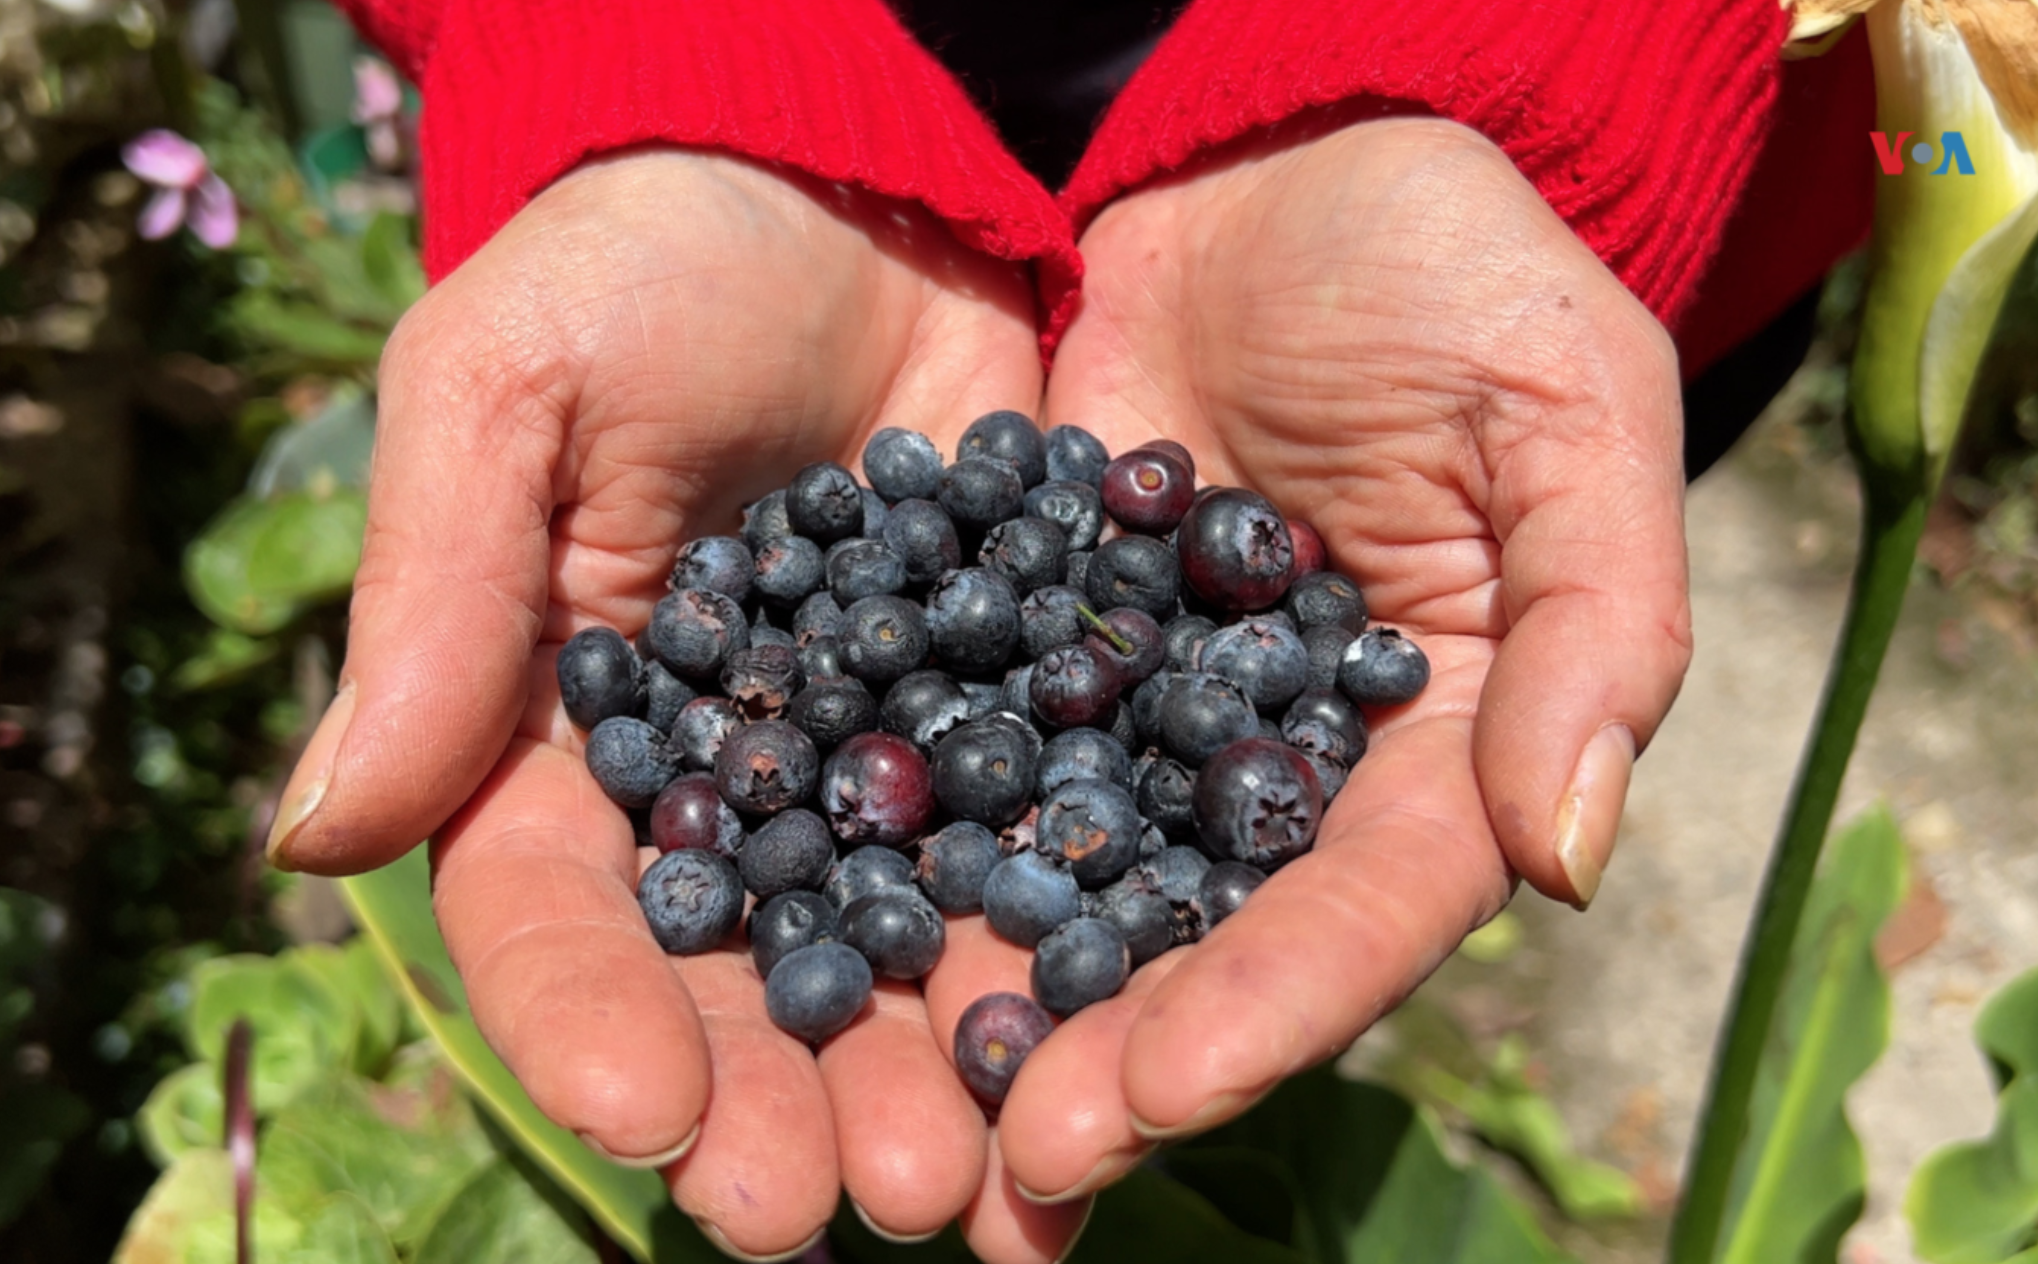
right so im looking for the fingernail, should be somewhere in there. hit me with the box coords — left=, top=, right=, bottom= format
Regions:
left=1129, top=1086, right=1269, bottom=1142
left=850, top=1198, right=941, bottom=1244
left=1053, top=1196, right=1097, bottom=1264
left=265, top=680, right=356, bottom=871
left=1555, top=724, right=1635, bottom=910
left=578, top=1121, right=699, bottom=1169
left=696, top=1221, right=824, bottom=1263
left=1015, top=1145, right=1150, bottom=1205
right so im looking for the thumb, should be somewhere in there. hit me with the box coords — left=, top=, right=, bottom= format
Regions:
left=1472, top=330, right=1692, bottom=909
left=267, top=294, right=564, bottom=875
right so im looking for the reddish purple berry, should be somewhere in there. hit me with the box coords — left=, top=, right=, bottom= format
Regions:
left=1100, top=448, right=1195, bottom=535
left=1029, top=644, right=1122, bottom=730
left=1175, top=488, right=1296, bottom=612
left=820, top=731, right=935, bottom=847
left=649, top=772, right=744, bottom=858
left=954, top=992, right=1056, bottom=1106
left=1192, top=738, right=1323, bottom=869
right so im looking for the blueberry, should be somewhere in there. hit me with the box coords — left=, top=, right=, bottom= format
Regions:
left=1037, top=779, right=1144, bottom=888
left=749, top=890, right=838, bottom=980
left=1133, top=439, right=1195, bottom=479
left=1130, top=670, right=1180, bottom=744
left=825, top=538, right=908, bottom=604
left=1199, top=860, right=1265, bottom=929
left=1302, top=624, right=1355, bottom=690
left=1101, top=448, right=1195, bottom=535
left=586, top=716, right=680, bottom=808
left=1063, top=549, right=1091, bottom=595
left=958, top=680, right=1004, bottom=721
left=1043, top=425, right=1110, bottom=488
left=671, top=696, right=743, bottom=771
left=785, top=461, right=866, bottom=545
left=1085, top=607, right=1165, bottom=685
left=714, top=720, right=819, bottom=816
left=1089, top=878, right=1174, bottom=966
left=1193, top=738, right=1323, bottom=869
left=721, top=644, right=804, bottom=721
left=958, top=410, right=1047, bottom=488
left=741, top=489, right=793, bottom=551
left=643, top=660, right=697, bottom=734
left=882, top=497, right=963, bottom=584
left=792, top=593, right=845, bottom=647
left=1306, top=750, right=1349, bottom=803
left=840, top=892, right=946, bottom=979
left=750, top=623, right=798, bottom=653
left=839, top=594, right=930, bottom=685
left=753, top=535, right=826, bottom=609
left=1136, top=755, right=1198, bottom=840
left=1038, top=727, right=1134, bottom=799
left=1284, top=571, right=1367, bottom=633
left=1023, top=479, right=1106, bottom=552
left=915, top=820, right=1002, bottom=912
left=1200, top=618, right=1310, bottom=712
left=1085, top=536, right=1180, bottom=621
left=998, top=663, right=1035, bottom=718
left=1018, top=585, right=1087, bottom=660
left=1029, top=645, right=1122, bottom=730
left=1281, top=688, right=1367, bottom=767
left=786, top=675, right=878, bottom=751
left=649, top=772, right=744, bottom=857
left=862, top=427, right=944, bottom=503
left=740, top=808, right=834, bottom=899
left=923, top=568, right=1020, bottom=674
left=765, top=942, right=873, bottom=1042
left=1031, top=918, right=1131, bottom=1016
left=937, top=456, right=1026, bottom=532
left=638, top=849, right=744, bottom=955
left=671, top=535, right=755, bottom=604
left=981, top=850, right=1082, bottom=947
left=819, top=731, right=935, bottom=847
left=1336, top=627, right=1430, bottom=707
left=797, top=633, right=845, bottom=680
left=979, top=517, right=1067, bottom=596
left=1288, top=518, right=1327, bottom=576
left=557, top=627, right=646, bottom=730
left=825, top=844, right=919, bottom=910
left=954, top=992, right=1056, bottom=1105
left=1140, top=844, right=1211, bottom=911
left=1105, top=700, right=1137, bottom=751
left=931, top=717, right=1040, bottom=828
left=861, top=487, right=890, bottom=537
left=648, top=588, right=750, bottom=679
left=1175, top=488, right=1296, bottom=612
left=880, top=669, right=971, bottom=752
left=1158, top=673, right=1258, bottom=767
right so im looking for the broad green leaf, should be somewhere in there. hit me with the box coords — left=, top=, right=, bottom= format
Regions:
left=169, top=627, right=279, bottom=692
left=279, top=1192, right=400, bottom=1264
left=1907, top=967, right=2038, bottom=1263
left=1716, top=805, right=1907, bottom=1264
left=186, top=953, right=357, bottom=1113
left=1160, top=1146, right=1310, bottom=1246
left=247, top=386, right=377, bottom=499
left=361, top=213, right=426, bottom=310
left=340, top=850, right=714, bottom=1262
left=289, top=938, right=406, bottom=1074
left=412, top=1158, right=599, bottom=1264
left=185, top=489, right=367, bottom=635
left=137, top=1061, right=224, bottom=1168
left=1187, top=1067, right=1574, bottom=1264
left=113, top=1148, right=304, bottom=1264
left=228, top=290, right=389, bottom=365
left=1070, top=1165, right=1309, bottom=1264
left=0, top=1079, right=87, bottom=1227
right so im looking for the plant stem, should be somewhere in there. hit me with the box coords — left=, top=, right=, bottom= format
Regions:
left=1667, top=491, right=1926, bottom=1264
left=1076, top=603, right=1134, bottom=655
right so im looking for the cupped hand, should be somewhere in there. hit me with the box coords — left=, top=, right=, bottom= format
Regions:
left=991, top=117, right=1694, bottom=1203
left=265, top=152, right=1084, bottom=1262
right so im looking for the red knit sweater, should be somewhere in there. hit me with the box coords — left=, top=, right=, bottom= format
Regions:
left=335, top=0, right=1875, bottom=378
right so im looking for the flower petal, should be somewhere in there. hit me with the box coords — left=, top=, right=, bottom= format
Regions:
left=188, top=176, right=239, bottom=249
left=352, top=57, right=403, bottom=122
left=136, top=187, right=188, bottom=240
left=122, top=130, right=207, bottom=188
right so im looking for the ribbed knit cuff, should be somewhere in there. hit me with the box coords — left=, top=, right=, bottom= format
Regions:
left=402, top=0, right=1080, bottom=335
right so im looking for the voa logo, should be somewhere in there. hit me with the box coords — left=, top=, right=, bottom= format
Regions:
left=1870, top=131, right=1976, bottom=175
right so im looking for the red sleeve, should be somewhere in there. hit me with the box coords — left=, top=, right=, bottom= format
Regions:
left=332, top=0, right=1080, bottom=336
left=1059, top=0, right=1877, bottom=378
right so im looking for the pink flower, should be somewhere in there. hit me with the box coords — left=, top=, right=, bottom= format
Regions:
left=352, top=58, right=407, bottom=171
left=121, top=130, right=238, bottom=249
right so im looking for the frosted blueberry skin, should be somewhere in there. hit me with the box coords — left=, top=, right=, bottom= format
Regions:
left=1090, top=878, right=1175, bottom=966
left=1037, top=727, right=1135, bottom=799
left=638, top=849, right=744, bottom=955
left=840, top=891, right=946, bottom=979
left=1031, top=917, right=1131, bottom=1017
left=825, top=845, right=920, bottom=911
left=819, top=731, right=935, bottom=847
left=1043, top=424, right=1110, bottom=489
left=1036, top=778, right=1144, bottom=889
left=1158, top=673, right=1258, bottom=767
left=713, top=719, right=819, bottom=817
left=839, top=594, right=930, bottom=686
left=647, top=587, right=750, bottom=679
left=741, top=489, right=792, bottom=551
left=879, top=669, right=972, bottom=753
left=1018, top=585, right=1087, bottom=661
left=958, top=409, right=1048, bottom=489
left=671, top=696, right=743, bottom=772
left=1302, top=624, right=1356, bottom=691
left=1336, top=627, right=1432, bottom=707
left=1084, top=535, right=1180, bottom=621
left=1175, top=487, right=1296, bottom=612
left=979, top=516, right=1068, bottom=597
left=1282, top=688, right=1368, bottom=767
left=749, top=890, right=838, bottom=981
left=1284, top=570, right=1368, bottom=634
left=739, top=808, right=835, bottom=899
left=924, top=568, right=1021, bottom=675
left=1199, top=860, right=1266, bottom=930
left=785, top=460, right=866, bottom=545
left=557, top=627, right=646, bottom=731
left=788, top=676, right=880, bottom=752
left=954, top=992, right=1056, bottom=1106
left=931, top=717, right=1040, bottom=829
left=720, top=643, right=804, bottom=721
left=1085, top=607, right=1165, bottom=686
left=938, top=456, right=1027, bottom=533
left=826, top=538, right=909, bottom=604
left=1193, top=737, right=1324, bottom=869
left=1199, top=617, right=1310, bottom=713
left=753, top=535, right=826, bottom=609
left=915, top=820, right=1003, bottom=913
left=1023, top=479, right=1105, bottom=552
left=670, top=535, right=755, bottom=605
left=1137, top=755, right=1199, bottom=840
left=585, top=716, right=680, bottom=808
left=862, top=426, right=944, bottom=503
left=882, top=497, right=963, bottom=584
left=981, top=850, right=1082, bottom=948
left=765, top=942, right=873, bottom=1043
left=643, top=660, right=697, bottom=734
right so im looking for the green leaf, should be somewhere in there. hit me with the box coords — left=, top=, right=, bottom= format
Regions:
left=137, top=1061, right=224, bottom=1168
left=1070, top=1166, right=1310, bottom=1264
left=360, top=213, right=426, bottom=310
left=1715, top=805, right=1907, bottom=1264
left=228, top=290, right=389, bottom=365
left=279, top=1192, right=400, bottom=1264
left=185, top=953, right=357, bottom=1113
left=184, top=489, right=367, bottom=635
left=1187, top=1067, right=1574, bottom=1264
left=340, top=850, right=715, bottom=1262
left=168, top=627, right=279, bottom=692
left=1917, top=195, right=2038, bottom=485
left=1160, top=1146, right=1310, bottom=1246
left=412, top=1158, right=599, bottom=1264
left=289, top=938, right=406, bottom=1075
left=113, top=1148, right=305, bottom=1264
left=1907, top=967, right=2038, bottom=1263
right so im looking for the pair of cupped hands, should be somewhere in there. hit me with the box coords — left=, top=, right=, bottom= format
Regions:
left=266, top=116, right=1692, bottom=1263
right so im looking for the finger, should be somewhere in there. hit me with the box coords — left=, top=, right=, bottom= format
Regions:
left=1119, top=661, right=1513, bottom=1137
left=430, top=737, right=711, bottom=1164
left=269, top=279, right=566, bottom=875
left=1472, top=313, right=1691, bottom=908
left=666, top=951, right=843, bottom=1259
left=961, top=1126, right=1093, bottom=1264
left=998, top=953, right=1184, bottom=1204
left=818, top=980, right=987, bottom=1242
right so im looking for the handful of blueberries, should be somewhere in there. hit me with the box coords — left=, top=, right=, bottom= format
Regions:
left=556, top=412, right=1428, bottom=1106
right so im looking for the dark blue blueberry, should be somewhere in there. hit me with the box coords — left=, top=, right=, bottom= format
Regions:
left=671, top=696, right=743, bottom=771
left=586, top=716, right=679, bottom=808
left=862, top=427, right=944, bottom=503
left=915, top=820, right=1002, bottom=912
left=1029, top=645, right=1122, bottom=730
left=1038, top=727, right=1134, bottom=799
left=792, top=592, right=845, bottom=646
left=765, top=942, right=873, bottom=1042
left=649, top=772, right=744, bottom=857
left=1159, top=673, right=1257, bottom=767
left=741, top=489, right=792, bottom=552
left=1106, top=700, right=1137, bottom=751
left=998, top=663, right=1035, bottom=719
left=1193, top=738, right=1323, bottom=869
left=1084, top=536, right=1180, bottom=621
left=826, top=538, right=907, bottom=604
left=638, top=849, right=744, bottom=955
left=1139, top=844, right=1210, bottom=906
left=785, top=461, right=865, bottom=545
left=1018, top=585, right=1086, bottom=660
left=1302, top=624, right=1355, bottom=691
left=1043, top=424, right=1110, bottom=488
left=1303, top=750, right=1347, bottom=804
left=1037, top=779, right=1144, bottom=888
left=1030, top=918, right=1131, bottom=1016
left=1063, top=549, right=1091, bottom=596
left=825, top=844, right=919, bottom=910
left=841, top=892, right=945, bottom=979
left=749, top=890, right=837, bottom=980
left=923, top=567, right=1021, bottom=674
left=740, top=808, right=835, bottom=899
left=557, top=627, right=646, bottom=731
left=786, top=675, right=878, bottom=751
left=931, top=717, right=1039, bottom=828
left=958, top=679, right=1004, bottom=722
left=671, top=535, right=755, bottom=604
left=1137, top=755, right=1198, bottom=840
left=644, top=660, right=697, bottom=734
left=839, top=594, right=930, bottom=685
left=1200, top=618, right=1310, bottom=712
left=1023, top=479, right=1106, bottom=552
left=881, top=497, right=963, bottom=584
left=1199, top=861, right=1265, bottom=929
left=1281, top=688, right=1367, bottom=767
left=1163, top=615, right=1218, bottom=674
left=797, top=634, right=844, bottom=680
left=982, top=850, right=1083, bottom=948
left=954, top=992, right=1056, bottom=1105
left=958, top=410, right=1047, bottom=488
left=937, top=456, right=1026, bottom=532
left=1176, top=488, right=1296, bottom=612
left=1090, top=878, right=1174, bottom=966
left=648, top=588, right=750, bottom=679
left=753, top=535, right=826, bottom=609
left=713, top=719, right=819, bottom=816
left=1258, top=716, right=1286, bottom=744
left=861, top=487, right=889, bottom=537
left=721, top=643, right=804, bottom=721
left=1085, top=606, right=1165, bottom=685
left=1284, top=571, right=1368, bottom=633
left=1131, top=670, right=1180, bottom=744
left=1336, top=627, right=1431, bottom=707
left=749, top=623, right=798, bottom=652
left=979, top=516, right=1067, bottom=596
left=820, top=731, right=935, bottom=847
left=1101, top=448, right=1195, bottom=535
left=880, top=669, right=971, bottom=752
